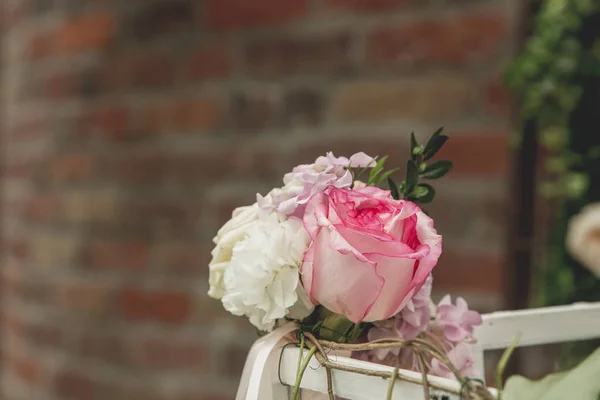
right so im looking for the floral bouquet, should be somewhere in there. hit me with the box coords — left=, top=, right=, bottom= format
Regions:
left=208, top=129, right=492, bottom=399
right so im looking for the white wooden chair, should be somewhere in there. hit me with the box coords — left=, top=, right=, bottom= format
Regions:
left=270, top=302, right=600, bottom=399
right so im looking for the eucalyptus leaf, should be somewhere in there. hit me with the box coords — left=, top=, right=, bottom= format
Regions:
left=430, top=126, right=444, bottom=140
left=410, top=132, right=419, bottom=160
left=423, top=135, right=448, bottom=161
left=421, top=160, right=453, bottom=179
left=388, top=178, right=400, bottom=200
left=411, top=183, right=435, bottom=203
left=405, top=160, right=419, bottom=194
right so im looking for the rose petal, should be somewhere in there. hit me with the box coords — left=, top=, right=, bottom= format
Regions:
left=362, top=253, right=416, bottom=321
left=309, top=228, right=384, bottom=323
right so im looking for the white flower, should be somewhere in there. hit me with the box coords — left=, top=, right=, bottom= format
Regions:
left=566, top=203, right=600, bottom=278
left=208, top=204, right=259, bottom=299
left=221, top=217, right=314, bottom=331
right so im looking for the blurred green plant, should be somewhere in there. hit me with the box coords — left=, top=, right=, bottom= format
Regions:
left=505, top=0, right=600, bottom=370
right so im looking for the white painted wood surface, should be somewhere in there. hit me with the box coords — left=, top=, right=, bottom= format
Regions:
left=268, top=302, right=600, bottom=399
left=278, top=347, right=496, bottom=400
left=471, top=302, right=600, bottom=377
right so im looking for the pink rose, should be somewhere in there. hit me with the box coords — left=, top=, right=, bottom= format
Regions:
left=301, top=186, right=442, bottom=323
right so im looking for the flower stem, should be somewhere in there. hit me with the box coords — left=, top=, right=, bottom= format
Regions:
left=386, top=368, right=398, bottom=400
left=292, top=345, right=318, bottom=400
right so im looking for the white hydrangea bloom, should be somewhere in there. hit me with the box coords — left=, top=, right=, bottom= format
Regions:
left=221, top=217, right=314, bottom=331
left=208, top=204, right=260, bottom=299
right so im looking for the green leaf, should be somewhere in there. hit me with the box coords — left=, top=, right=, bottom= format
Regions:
left=421, top=160, right=453, bottom=179
left=388, top=178, right=400, bottom=200
left=410, top=132, right=419, bottom=160
left=423, top=135, right=448, bottom=161
left=411, top=183, right=435, bottom=203
left=502, top=347, right=600, bottom=400
left=430, top=126, right=444, bottom=140
left=405, top=160, right=419, bottom=194
left=496, top=334, right=521, bottom=399
left=367, top=156, right=388, bottom=185
left=375, top=168, right=400, bottom=185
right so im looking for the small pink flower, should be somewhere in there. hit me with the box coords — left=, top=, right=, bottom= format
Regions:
left=431, top=343, right=477, bottom=379
left=437, top=295, right=482, bottom=343
left=367, top=323, right=402, bottom=361
left=258, top=152, right=375, bottom=218
left=394, top=274, right=432, bottom=339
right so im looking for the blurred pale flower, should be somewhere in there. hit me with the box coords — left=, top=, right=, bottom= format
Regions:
left=566, top=203, right=600, bottom=278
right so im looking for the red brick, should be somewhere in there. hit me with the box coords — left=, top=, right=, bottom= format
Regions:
left=19, top=281, right=52, bottom=304
left=118, top=200, right=203, bottom=237
left=51, top=154, right=93, bottom=182
left=327, top=0, right=407, bottom=11
left=102, top=149, right=243, bottom=186
left=132, top=0, right=195, bottom=40
left=44, top=73, right=78, bottom=98
left=24, top=194, right=62, bottom=222
left=4, top=162, right=33, bottom=178
left=148, top=291, right=192, bottom=324
left=133, top=339, right=206, bottom=369
left=55, top=370, right=94, bottom=400
left=153, top=241, right=209, bottom=276
left=170, top=99, right=222, bottom=131
left=27, top=32, right=53, bottom=59
left=3, top=314, right=24, bottom=334
left=229, top=91, right=276, bottom=131
left=332, top=76, right=475, bottom=121
left=138, top=98, right=222, bottom=133
left=55, top=283, right=108, bottom=313
left=119, top=289, right=192, bottom=324
left=433, top=250, right=505, bottom=295
left=205, top=0, right=310, bottom=30
left=484, top=78, right=513, bottom=114
left=188, top=45, right=230, bottom=80
left=79, top=334, right=128, bottom=365
left=56, top=13, right=115, bottom=53
left=427, top=187, right=507, bottom=248
left=223, top=347, right=249, bottom=378
left=130, top=52, right=174, bottom=87
left=436, top=132, right=509, bottom=176
left=282, top=137, right=410, bottom=172
left=244, top=32, right=352, bottom=77
left=26, top=324, right=63, bottom=348
left=367, top=10, right=508, bottom=65
left=12, top=357, right=39, bottom=383
left=81, top=240, right=149, bottom=270
left=9, top=240, right=30, bottom=260
left=77, top=107, right=130, bottom=137
left=119, top=289, right=148, bottom=320
left=10, top=118, right=47, bottom=139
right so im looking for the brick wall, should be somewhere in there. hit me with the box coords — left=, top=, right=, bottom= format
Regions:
left=0, top=0, right=518, bottom=398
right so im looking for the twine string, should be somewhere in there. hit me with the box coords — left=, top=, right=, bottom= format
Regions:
left=280, top=329, right=496, bottom=400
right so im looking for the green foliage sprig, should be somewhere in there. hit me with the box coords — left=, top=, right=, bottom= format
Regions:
left=385, top=127, right=453, bottom=204
left=506, top=0, right=600, bottom=369
left=505, top=0, right=600, bottom=200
